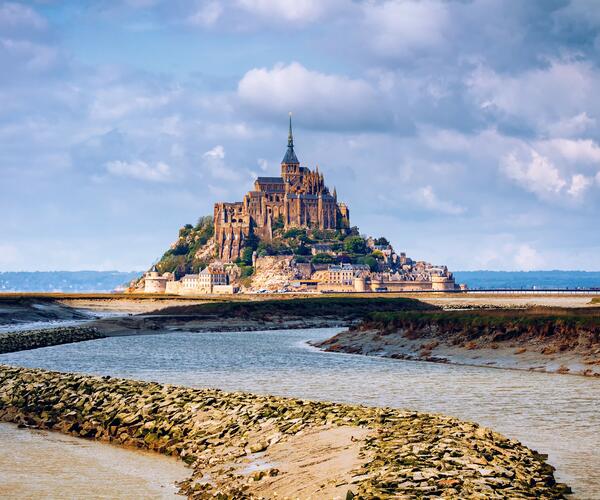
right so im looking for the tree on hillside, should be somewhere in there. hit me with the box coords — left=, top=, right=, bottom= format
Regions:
left=241, top=246, right=254, bottom=266
left=343, top=235, right=368, bottom=254
left=311, top=253, right=336, bottom=264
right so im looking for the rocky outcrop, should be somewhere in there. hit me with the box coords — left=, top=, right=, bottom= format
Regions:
left=0, top=365, right=570, bottom=498
left=0, top=326, right=105, bottom=354
left=249, top=256, right=297, bottom=291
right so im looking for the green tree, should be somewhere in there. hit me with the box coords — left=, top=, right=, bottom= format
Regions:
left=343, top=236, right=368, bottom=254
left=375, top=237, right=390, bottom=246
left=241, top=246, right=254, bottom=265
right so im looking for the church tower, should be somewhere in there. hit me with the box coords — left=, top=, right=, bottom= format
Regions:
left=281, top=113, right=301, bottom=184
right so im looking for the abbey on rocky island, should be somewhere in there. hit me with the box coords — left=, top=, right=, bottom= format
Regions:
left=214, top=116, right=350, bottom=262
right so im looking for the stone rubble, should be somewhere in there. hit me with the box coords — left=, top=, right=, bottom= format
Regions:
left=0, top=326, right=105, bottom=354
left=0, top=365, right=570, bottom=499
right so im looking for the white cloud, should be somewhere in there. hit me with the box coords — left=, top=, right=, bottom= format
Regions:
left=203, top=145, right=225, bottom=160
left=472, top=237, right=546, bottom=271
left=567, top=174, right=593, bottom=198
left=187, top=1, right=222, bottom=27
left=514, top=243, right=544, bottom=271
left=546, top=112, right=596, bottom=137
left=90, top=85, right=177, bottom=121
left=501, top=150, right=567, bottom=199
left=468, top=61, right=598, bottom=135
left=235, top=0, right=341, bottom=23
left=238, top=62, right=386, bottom=129
left=539, top=138, right=600, bottom=164
left=363, top=0, right=449, bottom=58
left=415, top=185, right=465, bottom=215
left=105, top=160, right=172, bottom=182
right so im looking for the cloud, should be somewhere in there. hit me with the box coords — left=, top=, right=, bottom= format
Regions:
left=237, top=62, right=388, bottom=129
left=539, top=138, right=600, bottom=164
left=187, top=2, right=223, bottom=27
left=362, top=0, right=449, bottom=58
left=235, top=0, right=343, bottom=23
left=514, top=243, right=544, bottom=271
left=501, top=150, right=567, bottom=199
left=0, top=2, right=47, bottom=31
left=467, top=61, right=598, bottom=137
left=203, top=145, right=225, bottom=160
left=0, top=38, right=58, bottom=71
left=567, top=174, right=593, bottom=198
left=105, top=160, right=172, bottom=182
left=414, top=186, right=466, bottom=215
left=201, top=145, right=240, bottom=181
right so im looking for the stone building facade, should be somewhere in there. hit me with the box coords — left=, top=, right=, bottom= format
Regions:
left=214, top=116, right=350, bottom=262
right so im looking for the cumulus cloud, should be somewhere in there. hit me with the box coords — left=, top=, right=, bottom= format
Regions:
left=468, top=61, right=598, bottom=136
left=105, top=160, right=172, bottom=182
left=567, top=174, right=593, bottom=198
left=203, top=145, right=225, bottom=160
left=238, top=62, right=388, bottom=129
left=414, top=186, right=466, bottom=215
left=501, top=150, right=567, bottom=199
left=538, top=138, right=600, bottom=164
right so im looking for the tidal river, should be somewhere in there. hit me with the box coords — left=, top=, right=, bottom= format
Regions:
left=1, top=327, right=599, bottom=498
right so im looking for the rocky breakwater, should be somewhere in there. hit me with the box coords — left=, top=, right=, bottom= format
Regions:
left=0, top=365, right=570, bottom=498
left=0, top=326, right=105, bottom=354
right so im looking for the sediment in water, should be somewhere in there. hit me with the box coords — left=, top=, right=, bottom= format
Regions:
left=0, top=365, right=570, bottom=498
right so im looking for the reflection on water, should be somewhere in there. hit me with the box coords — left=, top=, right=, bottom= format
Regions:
left=2, top=328, right=599, bottom=498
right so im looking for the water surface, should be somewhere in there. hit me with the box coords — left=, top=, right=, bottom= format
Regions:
left=2, top=328, right=599, bottom=497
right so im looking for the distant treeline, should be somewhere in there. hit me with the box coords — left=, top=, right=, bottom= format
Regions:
left=0, top=271, right=142, bottom=292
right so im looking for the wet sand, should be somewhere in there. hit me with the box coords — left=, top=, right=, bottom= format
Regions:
left=0, top=422, right=189, bottom=499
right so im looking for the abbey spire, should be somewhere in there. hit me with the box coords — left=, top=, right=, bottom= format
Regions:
left=282, top=112, right=299, bottom=165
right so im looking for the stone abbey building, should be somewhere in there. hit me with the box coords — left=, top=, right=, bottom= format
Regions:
left=214, top=116, right=350, bottom=262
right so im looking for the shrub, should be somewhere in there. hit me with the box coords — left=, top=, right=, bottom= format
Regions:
left=311, top=253, right=336, bottom=264
left=343, top=236, right=368, bottom=254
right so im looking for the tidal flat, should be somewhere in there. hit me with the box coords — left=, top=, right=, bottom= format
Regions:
left=1, top=294, right=599, bottom=497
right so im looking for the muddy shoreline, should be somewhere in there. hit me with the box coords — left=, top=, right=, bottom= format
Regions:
left=0, top=365, right=571, bottom=498
left=313, top=309, right=600, bottom=377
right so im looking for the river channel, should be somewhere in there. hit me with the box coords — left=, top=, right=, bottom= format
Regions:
left=1, top=327, right=599, bottom=498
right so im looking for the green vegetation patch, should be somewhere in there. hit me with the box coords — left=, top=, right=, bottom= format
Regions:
left=363, top=308, right=600, bottom=336
left=151, top=296, right=437, bottom=319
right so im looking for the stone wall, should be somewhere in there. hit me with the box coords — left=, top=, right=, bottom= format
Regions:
left=0, top=326, right=105, bottom=354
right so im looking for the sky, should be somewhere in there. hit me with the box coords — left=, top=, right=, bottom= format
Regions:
left=1, top=0, right=600, bottom=272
